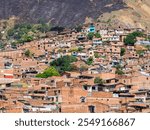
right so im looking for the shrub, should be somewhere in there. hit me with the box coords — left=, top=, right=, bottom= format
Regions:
left=36, top=67, right=60, bottom=78
left=50, top=55, right=77, bottom=74
left=86, top=57, right=93, bottom=65
left=120, top=48, right=126, bottom=56
left=124, top=31, right=144, bottom=46
left=94, top=77, right=104, bottom=84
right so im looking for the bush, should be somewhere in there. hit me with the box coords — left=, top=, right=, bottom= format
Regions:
left=87, top=32, right=101, bottom=40
left=94, top=32, right=101, bottom=38
left=115, top=69, right=124, bottom=75
left=86, top=57, right=93, bottom=65
left=0, top=41, right=5, bottom=49
left=94, top=52, right=100, bottom=58
left=124, top=31, right=144, bottom=46
left=115, top=65, right=124, bottom=75
left=25, top=49, right=32, bottom=57
left=120, top=48, right=126, bottom=56
left=94, top=77, right=104, bottom=84
left=7, top=22, right=51, bottom=44
left=136, top=50, right=144, bottom=56
left=36, top=67, right=60, bottom=78
left=50, top=55, right=77, bottom=74
left=124, top=33, right=136, bottom=46
left=87, top=32, right=95, bottom=40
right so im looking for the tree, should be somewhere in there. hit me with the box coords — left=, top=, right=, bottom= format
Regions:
left=132, top=31, right=143, bottom=37
left=120, top=48, right=126, bottom=56
left=115, top=65, right=124, bottom=75
left=124, top=31, right=144, bottom=46
left=7, top=22, right=51, bottom=44
left=25, top=49, right=32, bottom=57
left=86, top=57, right=93, bottom=65
left=136, top=50, right=144, bottom=56
left=94, top=52, right=100, bottom=58
left=36, top=67, right=60, bottom=78
left=78, top=47, right=83, bottom=52
left=124, top=33, right=136, bottom=46
left=94, top=32, right=101, bottom=38
left=75, top=25, right=82, bottom=32
left=22, top=34, right=33, bottom=42
left=0, top=41, right=5, bottom=50
left=115, top=69, right=124, bottom=75
left=37, top=23, right=51, bottom=33
left=94, top=77, right=104, bottom=84
left=87, top=32, right=95, bottom=40
left=50, top=55, right=77, bottom=74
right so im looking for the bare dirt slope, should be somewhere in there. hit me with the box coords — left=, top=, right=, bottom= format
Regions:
left=98, top=0, right=150, bottom=30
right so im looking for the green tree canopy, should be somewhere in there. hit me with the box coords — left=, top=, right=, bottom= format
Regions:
left=86, top=57, right=93, bottom=65
left=115, top=64, right=124, bottom=75
left=124, top=31, right=144, bottom=46
left=120, top=48, right=126, bottom=56
left=87, top=32, right=101, bottom=40
left=94, top=77, right=104, bottom=84
left=94, top=32, right=101, bottom=38
left=36, top=67, right=60, bottom=78
left=50, top=55, right=77, bottom=74
left=87, top=32, right=95, bottom=40
left=25, top=49, right=32, bottom=57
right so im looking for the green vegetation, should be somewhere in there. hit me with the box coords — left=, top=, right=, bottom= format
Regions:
left=79, top=65, right=88, bottom=73
left=0, top=40, right=5, bottom=50
left=94, top=52, right=100, bottom=58
left=136, top=50, right=144, bottom=56
left=94, top=77, right=104, bottom=84
left=115, top=65, right=124, bottom=75
left=7, top=22, right=51, bottom=45
left=86, top=57, right=93, bottom=65
left=78, top=47, right=83, bottom=52
left=124, top=31, right=144, bottom=46
left=50, top=55, right=77, bottom=74
left=36, top=67, right=60, bottom=78
left=101, top=55, right=106, bottom=59
left=145, top=45, right=150, bottom=50
left=145, top=36, right=150, bottom=41
left=124, top=33, right=137, bottom=46
left=87, top=32, right=95, bottom=40
left=37, top=23, right=51, bottom=33
left=69, top=48, right=78, bottom=52
left=115, top=69, right=124, bottom=75
left=75, top=25, right=82, bottom=32
left=87, top=32, right=101, bottom=40
left=69, top=47, right=83, bottom=52
left=107, top=18, right=111, bottom=23
left=120, top=48, right=126, bottom=56
left=25, top=49, right=32, bottom=57
left=94, top=32, right=101, bottom=38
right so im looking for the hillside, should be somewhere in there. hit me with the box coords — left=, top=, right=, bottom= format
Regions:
left=98, top=0, right=150, bottom=30
left=0, top=0, right=125, bottom=26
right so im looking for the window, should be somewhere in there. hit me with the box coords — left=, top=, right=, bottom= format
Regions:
left=80, top=97, right=86, bottom=103
left=88, top=105, right=95, bottom=113
left=51, top=97, right=54, bottom=102
left=51, top=80, right=55, bottom=83
left=41, top=87, right=45, bottom=90
left=83, top=85, right=88, bottom=90
left=92, top=86, right=96, bottom=91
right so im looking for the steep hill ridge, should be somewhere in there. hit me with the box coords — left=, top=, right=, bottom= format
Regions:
left=0, top=0, right=125, bottom=26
